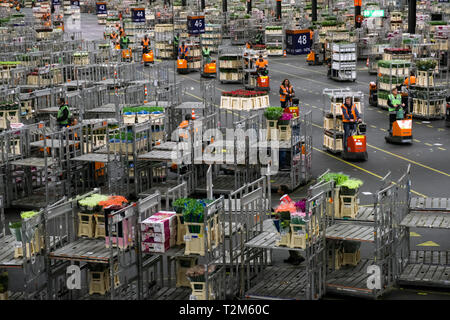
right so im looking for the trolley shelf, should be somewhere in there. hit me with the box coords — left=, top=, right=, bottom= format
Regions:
left=0, top=235, right=63, bottom=268
left=326, top=259, right=375, bottom=297
left=71, top=153, right=114, bottom=162
left=195, top=174, right=242, bottom=194
left=409, top=250, right=450, bottom=265
left=325, top=223, right=374, bottom=242
left=244, top=231, right=306, bottom=252
left=10, top=157, right=55, bottom=167
left=410, top=197, right=450, bottom=212
left=152, top=287, right=191, bottom=300
left=153, top=141, right=179, bottom=150
left=400, top=211, right=450, bottom=229
left=30, top=139, right=78, bottom=149
left=244, top=266, right=308, bottom=300
left=332, top=206, right=375, bottom=222
left=398, top=264, right=450, bottom=288
left=48, top=238, right=117, bottom=264
left=138, top=149, right=188, bottom=162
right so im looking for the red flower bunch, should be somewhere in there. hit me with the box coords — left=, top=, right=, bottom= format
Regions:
left=222, top=90, right=268, bottom=98
left=384, top=48, right=412, bottom=53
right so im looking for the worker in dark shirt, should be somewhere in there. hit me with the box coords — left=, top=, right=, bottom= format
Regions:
left=57, top=97, right=71, bottom=129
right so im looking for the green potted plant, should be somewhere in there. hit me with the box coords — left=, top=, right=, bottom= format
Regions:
left=0, top=272, right=8, bottom=300
left=183, top=199, right=204, bottom=234
left=9, top=221, right=22, bottom=242
left=339, top=178, right=363, bottom=195
left=264, top=107, right=283, bottom=121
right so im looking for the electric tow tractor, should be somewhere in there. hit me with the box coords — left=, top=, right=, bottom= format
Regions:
left=307, top=43, right=325, bottom=66
left=200, top=57, right=216, bottom=78
left=342, top=122, right=368, bottom=161
left=385, top=111, right=413, bottom=144
left=245, top=68, right=270, bottom=91
left=385, top=88, right=413, bottom=144
left=177, top=55, right=189, bottom=74
left=142, top=48, right=154, bottom=66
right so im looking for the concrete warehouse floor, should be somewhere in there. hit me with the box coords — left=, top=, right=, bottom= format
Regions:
left=4, top=9, right=450, bottom=300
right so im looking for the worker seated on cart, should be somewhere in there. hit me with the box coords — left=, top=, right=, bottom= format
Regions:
left=255, top=55, right=268, bottom=73
left=387, top=87, right=405, bottom=133
left=119, top=34, right=130, bottom=49
left=179, top=42, right=189, bottom=59
left=341, top=97, right=362, bottom=151
left=279, top=79, right=295, bottom=109
left=141, top=35, right=150, bottom=54
left=202, top=46, right=212, bottom=64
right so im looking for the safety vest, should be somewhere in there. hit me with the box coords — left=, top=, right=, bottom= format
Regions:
left=388, top=94, right=402, bottom=112
left=120, top=37, right=129, bottom=49
left=403, top=76, right=416, bottom=87
left=179, top=120, right=190, bottom=139
left=202, top=48, right=210, bottom=56
left=310, top=30, right=314, bottom=40
left=57, top=105, right=71, bottom=125
left=179, top=45, right=188, bottom=55
left=111, top=32, right=117, bottom=39
left=280, top=85, right=293, bottom=102
left=256, top=59, right=268, bottom=68
left=341, top=104, right=358, bottom=122
left=142, top=38, right=150, bottom=47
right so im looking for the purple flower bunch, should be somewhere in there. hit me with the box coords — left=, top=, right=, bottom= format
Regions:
left=294, top=199, right=306, bottom=212
left=280, top=113, right=293, bottom=121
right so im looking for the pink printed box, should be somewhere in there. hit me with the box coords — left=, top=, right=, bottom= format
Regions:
left=141, top=239, right=171, bottom=253
left=140, top=211, right=177, bottom=233
left=142, top=228, right=176, bottom=243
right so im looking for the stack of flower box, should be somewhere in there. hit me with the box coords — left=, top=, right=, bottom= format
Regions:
left=77, top=194, right=110, bottom=238
left=141, top=212, right=177, bottom=253
left=382, top=48, right=412, bottom=62
left=390, top=11, right=402, bottom=31
left=428, top=21, right=448, bottom=33
left=265, top=26, right=284, bottom=56
left=101, top=196, right=133, bottom=249
left=410, top=59, right=446, bottom=119
left=9, top=210, right=44, bottom=259
left=109, top=131, right=148, bottom=154
left=0, top=101, right=20, bottom=129
left=377, top=60, right=410, bottom=109
left=317, top=172, right=362, bottom=219
left=73, top=51, right=90, bottom=65
left=218, top=55, right=243, bottom=82
left=0, top=61, right=21, bottom=82
left=220, top=90, right=269, bottom=110
left=122, top=106, right=164, bottom=124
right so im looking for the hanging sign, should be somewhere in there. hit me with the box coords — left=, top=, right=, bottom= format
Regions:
left=187, top=15, right=205, bottom=35
left=363, top=9, right=384, bottom=17
left=132, top=8, right=146, bottom=23
left=286, top=29, right=311, bottom=55
left=96, top=2, right=107, bottom=15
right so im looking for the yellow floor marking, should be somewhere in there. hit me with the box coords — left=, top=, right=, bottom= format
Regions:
left=424, top=143, right=433, bottom=146
left=438, top=147, right=446, bottom=151
left=313, top=147, right=427, bottom=197
left=380, top=128, right=387, bottom=131
left=377, top=110, right=383, bottom=113
left=413, top=139, right=421, bottom=143
left=370, top=125, right=377, bottom=128
left=417, top=241, right=439, bottom=247
left=417, top=292, right=428, bottom=296
left=426, top=125, right=433, bottom=128
left=438, top=128, right=445, bottom=132
left=367, top=144, right=450, bottom=178
left=409, top=232, right=421, bottom=237
left=415, top=122, right=422, bottom=125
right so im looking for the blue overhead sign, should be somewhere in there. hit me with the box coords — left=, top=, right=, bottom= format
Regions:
left=132, top=8, right=146, bottom=23
left=286, top=30, right=311, bottom=55
left=96, top=2, right=107, bottom=15
left=187, top=16, right=205, bottom=35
